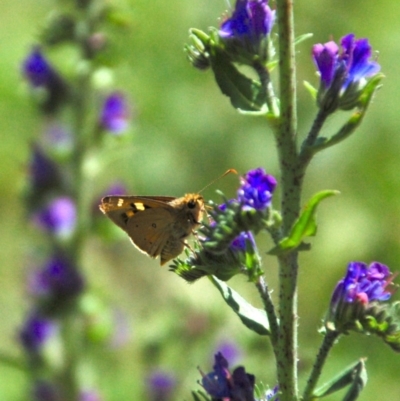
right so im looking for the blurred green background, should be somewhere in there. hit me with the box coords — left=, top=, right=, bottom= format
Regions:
left=1, top=0, right=400, bottom=399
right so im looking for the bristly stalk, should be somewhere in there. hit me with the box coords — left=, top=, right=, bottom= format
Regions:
left=275, top=0, right=300, bottom=400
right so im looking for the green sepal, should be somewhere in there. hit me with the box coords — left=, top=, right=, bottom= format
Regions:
left=209, top=45, right=267, bottom=111
left=313, top=359, right=367, bottom=399
left=210, top=276, right=270, bottom=335
left=268, top=190, right=339, bottom=255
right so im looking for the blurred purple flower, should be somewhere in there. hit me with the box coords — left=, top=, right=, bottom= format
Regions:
left=23, top=49, right=57, bottom=88
left=80, top=389, right=103, bottom=401
left=100, top=92, right=129, bottom=134
left=34, top=197, right=76, bottom=238
left=19, top=313, right=57, bottom=354
left=237, top=168, right=277, bottom=210
left=22, top=48, right=68, bottom=114
left=213, top=340, right=241, bottom=366
left=29, top=254, right=84, bottom=306
left=29, top=144, right=61, bottom=197
left=32, top=381, right=61, bottom=401
left=147, top=370, right=176, bottom=401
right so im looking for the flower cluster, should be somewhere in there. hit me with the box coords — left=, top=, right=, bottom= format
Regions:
left=312, top=34, right=380, bottom=112
left=19, top=42, right=131, bottom=400
left=219, top=0, right=275, bottom=64
left=170, top=168, right=276, bottom=282
left=327, top=261, right=396, bottom=333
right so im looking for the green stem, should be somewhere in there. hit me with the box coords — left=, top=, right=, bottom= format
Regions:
left=302, top=330, right=340, bottom=400
left=275, top=0, right=300, bottom=400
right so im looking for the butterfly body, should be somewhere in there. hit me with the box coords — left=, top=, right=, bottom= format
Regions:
left=99, top=193, right=204, bottom=265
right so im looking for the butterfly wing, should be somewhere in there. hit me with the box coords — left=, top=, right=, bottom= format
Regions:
left=100, top=196, right=177, bottom=264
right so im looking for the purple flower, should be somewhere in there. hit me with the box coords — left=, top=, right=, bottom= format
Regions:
left=312, top=34, right=380, bottom=111
left=100, top=92, right=129, bottom=134
left=219, top=0, right=275, bottom=62
left=29, top=254, right=84, bottom=306
left=200, top=352, right=255, bottom=400
left=147, top=370, right=176, bottom=401
left=328, top=261, right=396, bottom=331
left=237, top=168, right=277, bottom=210
left=19, top=313, right=56, bottom=354
left=34, top=197, right=76, bottom=238
left=23, top=49, right=57, bottom=88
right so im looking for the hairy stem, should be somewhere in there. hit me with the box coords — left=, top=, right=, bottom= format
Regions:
left=275, top=0, right=300, bottom=400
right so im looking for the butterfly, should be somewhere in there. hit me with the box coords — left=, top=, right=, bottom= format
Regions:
left=99, top=170, right=236, bottom=265
left=99, top=194, right=205, bottom=265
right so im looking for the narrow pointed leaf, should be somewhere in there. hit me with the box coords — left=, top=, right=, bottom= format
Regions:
left=209, top=46, right=267, bottom=111
left=268, top=190, right=338, bottom=255
left=210, top=276, right=270, bottom=335
left=313, top=359, right=366, bottom=398
left=341, top=359, right=367, bottom=401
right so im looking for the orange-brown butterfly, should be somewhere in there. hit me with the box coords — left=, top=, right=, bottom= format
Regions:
left=99, top=169, right=236, bottom=265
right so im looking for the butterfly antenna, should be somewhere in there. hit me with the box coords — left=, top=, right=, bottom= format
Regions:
left=199, top=169, right=238, bottom=194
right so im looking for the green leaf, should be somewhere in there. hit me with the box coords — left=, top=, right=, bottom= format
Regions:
left=268, top=190, right=339, bottom=255
left=313, top=359, right=367, bottom=399
left=209, top=46, right=267, bottom=111
left=210, top=276, right=270, bottom=335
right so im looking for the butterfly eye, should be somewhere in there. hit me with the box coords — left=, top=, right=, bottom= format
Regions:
left=188, top=199, right=197, bottom=209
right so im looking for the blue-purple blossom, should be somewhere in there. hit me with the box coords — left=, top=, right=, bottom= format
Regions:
left=331, top=261, right=394, bottom=307
left=29, top=254, right=84, bottom=305
left=19, top=313, right=56, bottom=354
left=312, top=34, right=380, bottom=110
left=200, top=352, right=255, bottom=400
left=100, top=92, right=129, bottom=134
left=219, top=0, right=275, bottom=62
left=237, top=168, right=277, bottom=210
left=146, top=370, right=176, bottom=401
left=34, top=197, right=76, bottom=238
